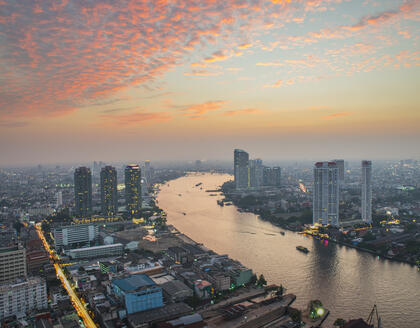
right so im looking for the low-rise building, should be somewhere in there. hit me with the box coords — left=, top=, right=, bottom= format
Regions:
left=161, top=280, right=193, bottom=303
left=112, top=274, right=163, bottom=314
left=68, top=243, right=123, bottom=259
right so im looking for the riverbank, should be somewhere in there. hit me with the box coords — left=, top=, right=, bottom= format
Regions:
left=157, top=173, right=420, bottom=327
left=219, top=183, right=419, bottom=268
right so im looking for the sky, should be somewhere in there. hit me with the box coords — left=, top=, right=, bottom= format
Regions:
left=0, top=0, right=419, bottom=165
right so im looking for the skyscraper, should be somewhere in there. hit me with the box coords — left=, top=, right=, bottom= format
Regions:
left=272, top=166, right=282, bottom=187
left=234, top=149, right=249, bottom=189
left=74, top=166, right=92, bottom=217
left=125, top=164, right=141, bottom=218
left=334, top=159, right=345, bottom=184
left=361, top=160, right=372, bottom=223
left=249, top=159, right=263, bottom=188
left=101, top=166, right=118, bottom=216
left=313, top=162, right=339, bottom=226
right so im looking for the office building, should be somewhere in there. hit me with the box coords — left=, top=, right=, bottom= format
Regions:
left=313, top=161, right=340, bottom=226
left=55, top=191, right=63, bottom=208
left=272, top=166, right=281, bottom=187
left=125, top=164, right=142, bottom=218
left=0, top=276, right=48, bottom=320
left=361, top=160, right=372, bottom=223
left=144, top=160, right=152, bottom=185
left=53, top=224, right=98, bottom=248
left=68, top=243, right=123, bottom=259
left=101, top=166, right=118, bottom=216
left=249, top=159, right=263, bottom=188
left=112, top=274, right=163, bottom=314
left=334, top=159, right=345, bottom=184
left=0, top=245, right=27, bottom=284
left=74, top=167, right=92, bottom=217
left=234, top=149, right=249, bottom=189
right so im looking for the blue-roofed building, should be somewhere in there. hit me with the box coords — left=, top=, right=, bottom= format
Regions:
left=112, top=274, right=163, bottom=314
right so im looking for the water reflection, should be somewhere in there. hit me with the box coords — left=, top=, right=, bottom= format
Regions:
left=158, top=173, right=420, bottom=328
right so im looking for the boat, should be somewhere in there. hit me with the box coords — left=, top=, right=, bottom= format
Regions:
left=182, top=212, right=186, bottom=216
left=296, top=246, right=309, bottom=253
left=280, top=231, right=285, bottom=236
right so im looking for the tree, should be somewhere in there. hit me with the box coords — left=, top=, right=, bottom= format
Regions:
left=276, top=284, right=285, bottom=297
left=288, top=308, right=302, bottom=323
left=257, top=274, right=267, bottom=287
left=334, top=318, right=347, bottom=327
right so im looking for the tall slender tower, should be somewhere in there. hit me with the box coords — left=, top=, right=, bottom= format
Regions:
left=101, top=166, right=118, bottom=216
left=74, top=167, right=92, bottom=217
left=361, top=160, right=372, bottom=223
left=125, top=164, right=141, bottom=218
left=234, top=149, right=249, bottom=189
left=333, top=159, right=345, bottom=184
left=313, top=162, right=339, bottom=226
left=249, top=159, right=263, bottom=188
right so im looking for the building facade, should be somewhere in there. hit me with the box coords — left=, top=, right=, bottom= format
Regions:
left=125, top=165, right=142, bottom=218
left=313, top=161, right=340, bottom=226
left=53, top=224, right=98, bottom=248
left=234, top=149, right=249, bottom=189
left=100, top=166, right=118, bottom=216
left=68, top=243, right=123, bottom=259
left=249, top=159, right=263, bottom=188
left=74, top=167, right=92, bottom=217
left=0, top=277, right=48, bottom=320
left=361, top=160, right=372, bottom=223
left=0, top=246, right=27, bottom=284
left=334, top=159, right=345, bottom=184
left=112, top=274, right=163, bottom=314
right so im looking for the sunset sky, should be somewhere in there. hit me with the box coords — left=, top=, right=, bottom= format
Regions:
left=0, top=0, right=419, bottom=165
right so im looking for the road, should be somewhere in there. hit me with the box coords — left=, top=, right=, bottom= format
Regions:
left=36, top=223, right=97, bottom=328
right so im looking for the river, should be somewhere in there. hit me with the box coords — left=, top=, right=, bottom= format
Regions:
left=157, top=173, right=420, bottom=327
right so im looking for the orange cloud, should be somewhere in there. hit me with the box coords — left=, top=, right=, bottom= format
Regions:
left=179, top=100, right=226, bottom=118
left=223, top=108, right=263, bottom=116
left=264, top=80, right=283, bottom=88
left=101, top=110, right=171, bottom=126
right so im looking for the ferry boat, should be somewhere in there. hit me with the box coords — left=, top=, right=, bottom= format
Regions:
left=296, top=246, right=309, bottom=253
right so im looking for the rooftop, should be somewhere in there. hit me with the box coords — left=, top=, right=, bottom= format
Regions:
left=112, top=274, right=156, bottom=292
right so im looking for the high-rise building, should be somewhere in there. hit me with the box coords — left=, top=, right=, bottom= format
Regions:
left=249, top=159, right=263, bottom=188
left=53, top=224, right=98, bottom=249
left=74, top=167, right=92, bottom=217
left=100, top=166, right=118, bottom=216
left=272, top=166, right=282, bottom=187
left=125, top=164, right=142, bottom=218
left=144, top=160, right=152, bottom=185
left=313, top=161, right=339, bottom=226
left=334, top=159, right=345, bottom=184
left=361, top=160, right=372, bottom=223
left=234, top=149, right=249, bottom=189
left=0, top=245, right=27, bottom=284
left=55, top=191, right=63, bottom=208
left=0, top=276, right=48, bottom=320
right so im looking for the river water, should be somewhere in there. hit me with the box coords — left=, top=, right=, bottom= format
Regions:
left=157, top=173, right=420, bottom=327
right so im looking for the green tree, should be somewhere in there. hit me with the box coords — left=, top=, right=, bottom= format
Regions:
left=257, top=274, right=267, bottom=287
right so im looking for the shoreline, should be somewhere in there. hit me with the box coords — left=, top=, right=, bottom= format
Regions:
left=223, top=196, right=419, bottom=268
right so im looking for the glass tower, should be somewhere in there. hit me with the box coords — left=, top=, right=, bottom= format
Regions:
left=101, top=166, right=118, bottom=216
left=125, top=164, right=141, bottom=218
left=74, top=167, right=92, bottom=217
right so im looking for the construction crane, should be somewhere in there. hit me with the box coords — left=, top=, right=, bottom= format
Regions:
left=367, top=304, right=382, bottom=328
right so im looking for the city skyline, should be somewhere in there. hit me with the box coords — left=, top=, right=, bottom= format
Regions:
left=0, top=0, right=419, bottom=165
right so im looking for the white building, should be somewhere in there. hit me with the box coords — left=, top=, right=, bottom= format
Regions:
left=0, top=277, right=48, bottom=320
left=53, top=224, right=98, bottom=248
left=55, top=191, right=63, bottom=208
left=361, top=160, right=372, bottom=223
left=313, top=161, right=340, bottom=226
left=68, top=243, right=123, bottom=259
